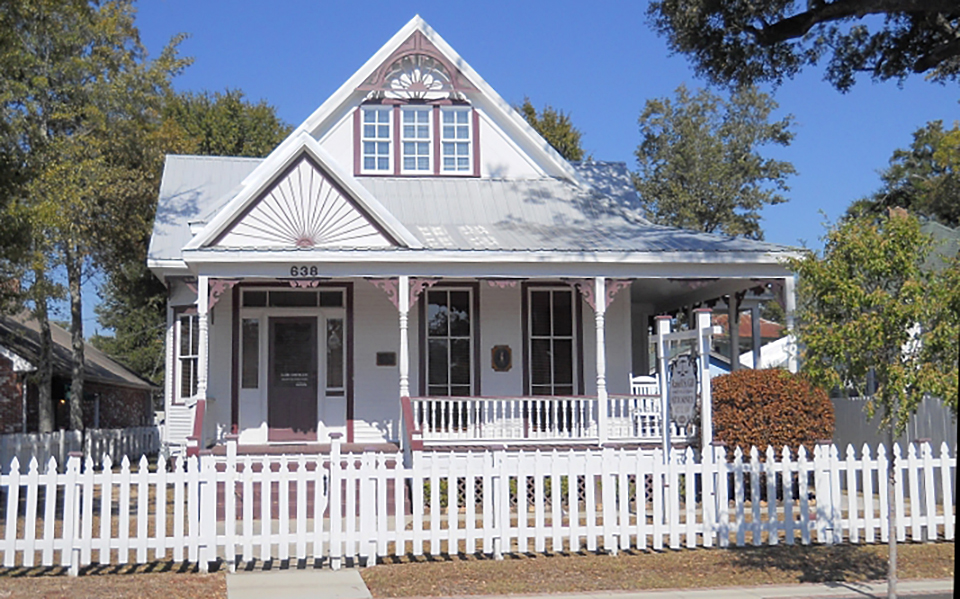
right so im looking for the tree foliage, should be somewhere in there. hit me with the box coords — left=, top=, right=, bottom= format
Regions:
left=1, top=0, right=188, bottom=429
left=162, top=89, right=292, bottom=157
left=633, top=85, right=795, bottom=240
left=787, top=211, right=957, bottom=432
left=92, top=90, right=291, bottom=385
left=647, top=0, right=960, bottom=91
left=517, top=97, right=585, bottom=161
left=847, top=119, right=960, bottom=227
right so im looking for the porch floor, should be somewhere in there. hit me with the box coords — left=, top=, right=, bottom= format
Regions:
left=210, top=442, right=399, bottom=456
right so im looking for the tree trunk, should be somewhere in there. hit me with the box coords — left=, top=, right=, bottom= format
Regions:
left=887, top=422, right=897, bottom=599
left=33, top=270, right=55, bottom=433
left=65, top=243, right=84, bottom=431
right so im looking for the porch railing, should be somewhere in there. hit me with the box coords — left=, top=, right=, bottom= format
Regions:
left=409, top=395, right=693, bottom=445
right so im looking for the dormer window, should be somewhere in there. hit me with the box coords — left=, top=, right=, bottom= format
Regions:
left=441, top=107, right=472, bottom=172
left=361, top=107, right=392, bottom=172
left=401, top=106, right=432, bottom=173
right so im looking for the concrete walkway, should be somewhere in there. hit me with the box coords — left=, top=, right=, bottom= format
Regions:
left=225, top=570, right=953, bottom=599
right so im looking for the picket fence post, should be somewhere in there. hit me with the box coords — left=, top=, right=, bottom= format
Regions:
left=493, top=445, right=506, bottom=560
left=329, top=433, right=343, bottom=570
left=63, top=452, right=81, bottom=576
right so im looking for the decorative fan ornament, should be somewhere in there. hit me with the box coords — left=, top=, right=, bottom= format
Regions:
left=216, top=156, right=394, bottom=249
left=384, top=55, right=452, bottom=100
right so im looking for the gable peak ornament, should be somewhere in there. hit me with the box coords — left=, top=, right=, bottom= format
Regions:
left=358, top=31, right=476, bottom=101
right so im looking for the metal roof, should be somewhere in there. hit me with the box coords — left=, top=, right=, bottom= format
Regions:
left=149, top=155, right=261, bottom=262
left=149, top=155, right=795, bottom=260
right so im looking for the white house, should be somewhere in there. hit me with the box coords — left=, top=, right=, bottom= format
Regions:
left=147, top=16, right=798, bottom=455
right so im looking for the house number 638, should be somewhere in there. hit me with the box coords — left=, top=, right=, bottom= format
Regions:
left=290, top=265, right=319, bottom=277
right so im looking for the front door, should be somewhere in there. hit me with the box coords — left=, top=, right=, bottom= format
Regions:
left=268, top=317, right=318, bottom=441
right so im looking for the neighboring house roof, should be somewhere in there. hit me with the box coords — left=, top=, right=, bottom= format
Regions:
left=921, top=219, right=960, bottom=272
left=0, top=312, right=156, bottom=391
left=713, top=314, right=785, bottom=339
left=149, top=156, right=796, bottom=260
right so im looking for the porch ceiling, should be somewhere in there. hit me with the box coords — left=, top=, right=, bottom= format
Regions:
left=630, top=278, right=770, bottom=314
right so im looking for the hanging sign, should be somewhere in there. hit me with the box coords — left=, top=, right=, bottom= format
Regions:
left=668, top=353, right=698, bottom=427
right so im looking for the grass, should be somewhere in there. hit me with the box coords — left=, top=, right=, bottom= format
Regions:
left=360, top=542, right=955, bottom=598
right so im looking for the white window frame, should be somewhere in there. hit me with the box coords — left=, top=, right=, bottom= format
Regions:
left=400, top=106, right=432, bottom=174
left=360, top=106, right=393, bottom=173
left=175, top=312, right=199, bottom=404
left=440, top=106, right=472, bottom=173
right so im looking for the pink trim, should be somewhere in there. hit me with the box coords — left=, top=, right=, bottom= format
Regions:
left=209, top=279, right=239, bottom=311
left=353, top=109, right=361, bottom=176
left=433, top=105, right=441, bottom=176
left=472, top=109, right=480, bottom=177
left=356, top=31, right=477, bottom=94
left=409, top=277, right=439, bottom=307
left=186, top=398, right=206, bottom=458
left=485, top=279, right=519, bottom=289
left=288, top=279, right=322, bottom=289
left=604, top=279, right=632, bottom=309
left=400, top=396, right=423, bottom=451
left=366, top=277, right=400, bottom=309
left=393, top=105, right=401, bottom=175
left=565, top=278, right=596, bottom=311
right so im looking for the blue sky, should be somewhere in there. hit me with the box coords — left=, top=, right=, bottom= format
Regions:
left=134, top=1, right=957, bottom=249
left=80, top=1, right=958, bottom=334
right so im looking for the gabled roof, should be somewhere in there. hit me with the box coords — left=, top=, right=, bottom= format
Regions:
left=278, top=15, right=586, bottom=186
left=183, top=133, right=422, bottom=252
left=0, top=312, right=156, bottom=391
left=149, top=155, right=795, bottom=259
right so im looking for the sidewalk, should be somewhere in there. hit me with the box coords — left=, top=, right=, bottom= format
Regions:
left=225, top=569, right=953, bottom=599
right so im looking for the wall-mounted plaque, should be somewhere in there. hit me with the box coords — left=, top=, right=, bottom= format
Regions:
left=491, top=345, right=512, bottom=372
left=376, top=352, right=397, bottom=367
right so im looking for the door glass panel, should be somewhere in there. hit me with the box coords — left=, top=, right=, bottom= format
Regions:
left=425, top=289, right=473, bottom=396
left=319, top=291, right=343, bottom=307
left=326, top=318, right=344, bottom=392
left=243, top=291, right=267, bottom=307
left=241, top=319, right=259, bottom=388
left=270, top=291, right=317, bottom=307
left=527, top=289, right=575, bottom=395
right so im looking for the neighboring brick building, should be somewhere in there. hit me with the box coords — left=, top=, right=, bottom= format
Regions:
left=0, top=311, right=156, bottom=433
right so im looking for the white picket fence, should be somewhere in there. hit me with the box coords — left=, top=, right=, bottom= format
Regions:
left=0, top=427, right=160, bottom=474
left=0, top=440, right=953, bottom=574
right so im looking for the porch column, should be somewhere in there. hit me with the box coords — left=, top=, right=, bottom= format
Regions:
left=727, top=296, right=740, bottom=371
left=398, top=275, right=411, bottom=398
left=164, top=302, right=175, bottom=441
left=695, top=309, right=713, bottom=451
left=784, top=276, right=798, bottom=373
left=594, top=276, right=608, bottom=444
left=750, top=302, right=762, bottom=369
left=655, top=315, right=671, bottom=459
left=197, top=275, right=210, bottom=400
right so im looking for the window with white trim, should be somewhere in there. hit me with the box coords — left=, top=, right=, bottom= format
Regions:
left=401, top=106, right=432, bottom=173
left=361, top=107, right=392, bottom=172
left=176, top=313, right=199, bottom=402
left=441, top=107, right=472, bottom=172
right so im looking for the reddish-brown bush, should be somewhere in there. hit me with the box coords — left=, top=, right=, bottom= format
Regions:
left=712, top=368, right=834, bottom=456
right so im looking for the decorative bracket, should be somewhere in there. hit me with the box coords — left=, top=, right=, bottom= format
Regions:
left=366, top=277, right=400, bottom=309
left=288, top=279, right=323, bottom=289
left=605, top=279, right=632, bottom=309
left=208, top=279, right=239, bottom=311
left=563, top=278, right=596, bottom=311
left=409, top=277, right=439, bottom=307
left=484, top=279, right=520, bottom=289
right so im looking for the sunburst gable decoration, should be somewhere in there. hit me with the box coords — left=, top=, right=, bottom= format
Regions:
left=213, top=154, right=396, bottom=249
left=357, top=30, right=476, bottom=101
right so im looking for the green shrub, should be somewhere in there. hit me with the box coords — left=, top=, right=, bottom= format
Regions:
left=712, top=368, right=834, bottom=457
